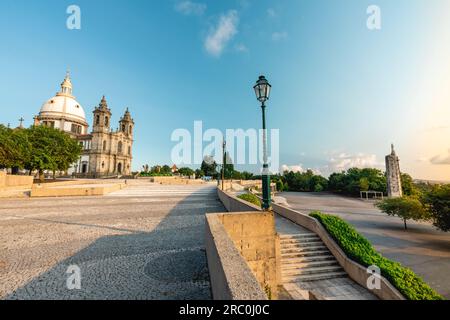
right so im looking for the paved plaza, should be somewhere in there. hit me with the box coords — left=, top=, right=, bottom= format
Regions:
left=280, top=192, right=450, bottom=299
left=0, top=181, right=223, bottom=300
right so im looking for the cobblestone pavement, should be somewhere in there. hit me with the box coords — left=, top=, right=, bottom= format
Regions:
left=280, top=192, right=450, bottom=299
left=0, top=181, right=224, bottom=300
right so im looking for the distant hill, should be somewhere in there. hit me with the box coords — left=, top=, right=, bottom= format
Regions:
left=414, top=179, right=450, bottom=185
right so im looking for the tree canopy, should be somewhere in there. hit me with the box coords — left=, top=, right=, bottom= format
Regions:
left=423, top=184, right=450, bottom=232
left=376, top=197, right=430, bottom=230
left=201, top=156, right=217, bottom=177
left=328, top=168, right=386, bottom=196
left=0, top=125, right=82, bottom=181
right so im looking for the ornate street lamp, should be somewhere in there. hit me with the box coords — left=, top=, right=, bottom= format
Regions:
left=253, top=75, right=272, bottom=210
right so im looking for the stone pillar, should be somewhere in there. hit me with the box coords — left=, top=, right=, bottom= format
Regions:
left=385, top=144, right=403, bottom=198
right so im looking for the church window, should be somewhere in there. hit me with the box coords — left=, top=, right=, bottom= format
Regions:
left=128, top=146, right=131, bottom=155
left=71, top=124, right=82, bottom=134
left=129, top=126, right=132, bottom=134
left=122, top=124, right=126, bottom=132
left=102, top=162, right=105, bottom=168
left=103, top=140, right=107, bottom=151
left=105, top=116, right=109, bottom=127
left=96, top=115, right=100, bottom=125
left=118, top=141, right=123, bottom=153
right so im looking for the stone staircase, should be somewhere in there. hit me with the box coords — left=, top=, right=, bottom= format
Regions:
left=280, top=233, right=347, bottom=283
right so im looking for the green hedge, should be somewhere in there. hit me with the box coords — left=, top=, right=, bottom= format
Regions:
left=237, top=193, right=261, bottom=207
left=309, top=211, right=443, bottom=300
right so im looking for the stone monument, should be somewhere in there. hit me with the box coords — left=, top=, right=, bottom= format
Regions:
left=385, top=144, right=403, bottom=198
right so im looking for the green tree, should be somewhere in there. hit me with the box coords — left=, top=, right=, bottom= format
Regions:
left=178, top=167, right=195, bottom=177
left=160, top=165, right=172, bottom=174
left=195, top=169, right=205, bottom=179
left=359, top=177, right=370, bottom=192
left=201, top=156, right=217, bottom=177
left=328, top=168, right=386, bottom=196
left=276, top=179, right=285, bottom=192
left=401, top=173, right=417, bottom=197
left=241, top=171, right=254, bottom=180
left=54, top=131, right=83, bottom=177
left=0, top=125, right=31, bottom=171
left=423, top=184, right=450, bottom=232
left=231, top=170, right=242, bottom=180
left=25, top=126, right=82, bottom=182
left=282, top=170, right=328, bottom=192
left=376, top=197, right=430, bottom=230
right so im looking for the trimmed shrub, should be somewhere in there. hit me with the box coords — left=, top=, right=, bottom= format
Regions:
left=237, top=193, right=261, bottom=207
left=309, top=211, right=443, bottom=300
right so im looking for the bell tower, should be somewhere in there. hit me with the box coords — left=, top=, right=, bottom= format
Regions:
left=92, top=96, right=112, bottom=133
left=119, top=108, right=134, bottom=137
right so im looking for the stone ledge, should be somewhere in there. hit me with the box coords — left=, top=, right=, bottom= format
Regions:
left=205, top=213, right=268, bottom=300
left=30, top=183, right=126, bottom=197
left=217, top=188, right=261, bottom=212
left=0, top=171, right=34, bottom=190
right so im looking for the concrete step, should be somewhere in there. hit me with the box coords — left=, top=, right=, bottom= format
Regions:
left=281, top=255, right=336, bottom=265
left=280, top=233, right=317, bottom=240
left=281, top=250, right=331, bottom=258
left=283, top=271, right=348, bottom=283
left=281, top=236, right=321, bottom=243
left=281, top=245, right=328, bottom=254
left=281, top=260, right=340, bottom=271
left=282, top=265, right=343, bottom=277
left=281, top=241, right=325, bottom=248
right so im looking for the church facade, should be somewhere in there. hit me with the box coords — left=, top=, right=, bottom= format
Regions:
left=34, top=73, right=134, bottom=177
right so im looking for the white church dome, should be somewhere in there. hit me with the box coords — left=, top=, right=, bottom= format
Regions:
left=40, top=95, right=86, bottom=122
left=39, top=72, right=88, bottom=125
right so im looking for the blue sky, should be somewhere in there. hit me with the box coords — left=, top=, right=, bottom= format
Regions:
left=1, top=0, right=450, bottom=180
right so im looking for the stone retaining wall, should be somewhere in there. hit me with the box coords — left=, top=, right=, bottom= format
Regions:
left=205, top=213, right=268, bottom=300
left=217, top=188, right=261, bottom=212
left=0, top=172, right=34, bottom=191
left=30, top=183, right=126, bottom=197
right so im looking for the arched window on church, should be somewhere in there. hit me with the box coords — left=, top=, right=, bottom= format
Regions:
left=103, top=140, right=107, bottom=151
left=105, top=116, right=109, bottom=127
left=128, top=146, right=131, bottom=155
left=96, top=115, right=100, bottom=125
left=118, top=141, right=123, bottom=154
left=129, top=126, right=132, bottom=135
left=122, top=124, right=126, bottom=132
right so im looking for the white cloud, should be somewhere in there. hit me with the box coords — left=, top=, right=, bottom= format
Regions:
left=267, top=8, right=277, bottom=18
left=272, top=31, right=288, bottom=41
left=281, top=164, right=322, bottom=176
left=175, top=1, right=206, bottom=16
left=327, top=152, right=381, bottom=172
left=281, top=164, right=304, bottom=173
left=430, top=150, right=450, bottom=165
left=205, top=10, right=239, bottom=57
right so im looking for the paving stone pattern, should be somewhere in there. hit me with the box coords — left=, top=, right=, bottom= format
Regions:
left=0, top=182, right=223, bottom=300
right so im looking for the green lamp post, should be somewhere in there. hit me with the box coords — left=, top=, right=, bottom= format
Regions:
left=253, top=75, right=272, bottom=210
